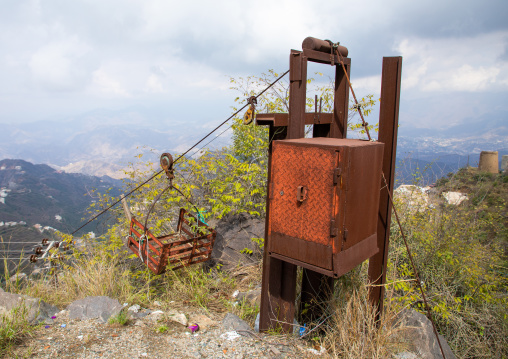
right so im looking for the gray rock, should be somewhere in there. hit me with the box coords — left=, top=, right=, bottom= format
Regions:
left=208, top=213, right=265, bottom=270
left=394, top=352, right=418, bottom=359
left=237, top=288, right=261, bottom=306
left=8, top=272, right=27, bottom=284
left=222, top=312, right=252, bottom=336
left=147, top=310, right=165, bottom=323
left=67, top=296, right=123, bottom=323
left=0, top=291, right=59, bottom=324
left=167, top=310, right=188, bottom=326
left=30, top=268, right=47, bottom=279
left=401, top=310, right=456, bottom=359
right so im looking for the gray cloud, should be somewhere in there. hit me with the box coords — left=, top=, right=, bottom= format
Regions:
left=0, top=0, right=507, bottom=132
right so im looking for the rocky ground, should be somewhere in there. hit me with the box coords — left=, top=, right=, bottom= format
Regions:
left=1, top=212, right=459, bottom=358
left=4, top=293, right=326, bottom=359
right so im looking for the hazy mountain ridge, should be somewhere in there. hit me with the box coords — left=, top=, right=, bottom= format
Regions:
left=0, top=159, right=123, bottom=235
left=1, top=110, right=506, bottom=183
left=0, top=110, right=207, bottom=178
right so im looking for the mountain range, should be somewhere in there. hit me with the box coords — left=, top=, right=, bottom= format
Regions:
left=0, top=107, right=506, bottom=186
left=0, top=159, right=122, bottom=236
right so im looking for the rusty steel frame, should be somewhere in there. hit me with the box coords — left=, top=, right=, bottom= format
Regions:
left=258, top=38, right=401, bottom=333
left=127, top=208, right=216, bottom=274
left=259, top=37, right=353, bottom=332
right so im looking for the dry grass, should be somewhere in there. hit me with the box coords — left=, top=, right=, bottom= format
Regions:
left=6, top=251, right=149, bottom=308
left=0, top=304, right=38, bottom=357
left=321, top=281, right=409, bottom=359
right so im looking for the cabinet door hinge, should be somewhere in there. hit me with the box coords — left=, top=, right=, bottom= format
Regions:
left=333, top=168, right=342, bottom=184
left=330, top=220, right=338, bottom=237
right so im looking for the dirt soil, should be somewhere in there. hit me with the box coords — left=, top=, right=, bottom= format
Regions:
left=11, top=308, right=328, bottom=359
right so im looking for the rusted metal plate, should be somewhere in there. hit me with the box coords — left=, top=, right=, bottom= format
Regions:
left=268, top=137, right=384, bottom=276
left=341, top=140, right=384, bottom=251
left=302, top=49, right=352, bottom=66
left=269, top=232, right=333, bottom=270
left=256, top=113, right=333, bottom=127
left=270, top=141, right=337, bottom=247
left=270, top=252, right=335, bottom=277
left=333, top=233, right=378, bottom=277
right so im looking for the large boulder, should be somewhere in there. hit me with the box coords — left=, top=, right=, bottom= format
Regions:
left=67, top=296, right=123, bottom=323
left=0, top=290, right=59, bottom=324
left=400, top=310, right=456, bottom=359
left=442, top=191, right=468, bottom=205
left=208, top=213, right=264, bottom=270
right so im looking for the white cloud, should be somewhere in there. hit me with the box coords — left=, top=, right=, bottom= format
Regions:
left=29, top=36, right=94, bottom=91
left=145, top=74, right=164, bottom=93
left=90, top=68, right=130, bottom=97
left=396, top=31, right=508, bottom=93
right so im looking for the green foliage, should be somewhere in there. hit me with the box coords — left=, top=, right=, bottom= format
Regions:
left=156, top=325, right=169, bottom=333
left=389, top=168, right=508, bottom=358
left=108, top=309, right=129, bottom=326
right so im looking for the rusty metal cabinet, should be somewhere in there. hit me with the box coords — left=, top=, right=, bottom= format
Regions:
left=267, top=137, right=384, bottom=277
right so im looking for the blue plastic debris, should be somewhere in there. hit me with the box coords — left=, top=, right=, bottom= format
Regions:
left=299, top=324, right=307, bottom=336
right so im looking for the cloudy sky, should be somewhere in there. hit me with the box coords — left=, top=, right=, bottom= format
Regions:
left=0, top=0, right=507, bottom=135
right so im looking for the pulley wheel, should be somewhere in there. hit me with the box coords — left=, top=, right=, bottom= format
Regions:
left=160, top=153, right=174, bottom=180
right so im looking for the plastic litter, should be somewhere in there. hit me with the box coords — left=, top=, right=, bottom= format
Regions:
left=188, top=323, right=199, bottom=333
left=220, top=331, right=241, bottom=341
left=45, top=325, right=50, bottom=329
left=128, top=304, right=141, bottom=313
left=51, top=316, right=57, bottom=319
left=299, top=323, right=307, bottom=336
left=60, top=324, right=66, bottom=328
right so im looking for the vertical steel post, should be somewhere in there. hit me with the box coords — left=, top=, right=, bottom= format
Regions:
left=260, top=50, right=308, bottom=332
left=368, top=57, right=402, bottom=315
left=288, top=50, right=308, bottom=139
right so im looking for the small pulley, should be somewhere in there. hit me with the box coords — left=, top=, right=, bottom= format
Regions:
left=160, top=153, right=174, bottom=182
left=243, top=96, right=257, bottom=125
left=29, top=254, right=38, bottom=263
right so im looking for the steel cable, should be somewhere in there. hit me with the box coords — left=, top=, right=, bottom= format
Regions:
left=381, top=173, right=447, bottom=359
left=70, top=69, right=290, bottom=235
